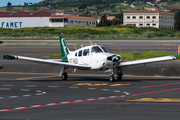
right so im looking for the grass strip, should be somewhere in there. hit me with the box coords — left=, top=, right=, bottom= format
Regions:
left=45, top=51, right=180, bottom=61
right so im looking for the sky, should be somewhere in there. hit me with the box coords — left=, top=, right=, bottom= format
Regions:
left=0, top=0, right=43, bottom=7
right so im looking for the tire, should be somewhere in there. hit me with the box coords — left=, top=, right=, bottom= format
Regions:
left=62, top=72, right=68, bottom=80
left=117, top=73, right=122, bottom=80
left=110, top=75, right=115, bottom=82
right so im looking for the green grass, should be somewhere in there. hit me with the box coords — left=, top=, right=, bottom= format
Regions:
left=1, top=43, right=89, bottom=46
left=46, top=51, right=180, bottom=61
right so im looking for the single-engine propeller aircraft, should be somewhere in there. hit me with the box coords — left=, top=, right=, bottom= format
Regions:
left=3, top=33, right=178, bottom=82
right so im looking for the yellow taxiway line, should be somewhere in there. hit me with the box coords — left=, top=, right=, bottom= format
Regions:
left=127, top=98, right=180, bottom=102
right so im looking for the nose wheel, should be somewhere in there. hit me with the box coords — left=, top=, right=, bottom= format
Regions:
left=62, top=72, right=68, bottom=80
left=110, top=75, right=115, bottom=82
left=109, top=68, right=123, bottom=82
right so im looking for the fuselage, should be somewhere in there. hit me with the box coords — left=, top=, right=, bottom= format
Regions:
left=67, top=45, right=121, bottom=70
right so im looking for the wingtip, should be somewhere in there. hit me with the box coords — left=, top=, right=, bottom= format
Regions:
left=172, top=55, right=178, bottom=60
left=3, top=54, right=18, bottom=60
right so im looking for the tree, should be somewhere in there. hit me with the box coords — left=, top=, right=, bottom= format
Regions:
left=175, top=17, right=180, bottom=30
left=79, top=4, right=87, bottom=9
left=7, top=2, right=11, bottom=7
left=33, top=3, right=38, bottom=12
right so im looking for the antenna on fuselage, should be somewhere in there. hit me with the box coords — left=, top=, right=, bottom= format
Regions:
left=74, top=44, right=77, bottom=50
left=88, top=38, right=92, bottom=46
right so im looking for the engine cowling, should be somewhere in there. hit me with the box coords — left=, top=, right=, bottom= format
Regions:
left=107, top=55, right=121, bottom=62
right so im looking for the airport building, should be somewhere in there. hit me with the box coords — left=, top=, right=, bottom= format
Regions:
left=0, top=11, right=96, bottom=28
left=123, top=6, right=175, bottom=29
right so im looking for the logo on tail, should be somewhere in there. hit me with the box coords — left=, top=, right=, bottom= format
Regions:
left=59, top=33, right=69, bottom=57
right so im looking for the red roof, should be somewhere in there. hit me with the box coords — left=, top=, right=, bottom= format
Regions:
left=0, top=12, right=14, bottom=17
left=50, top=15, right=96, bottom=20
left=150, top=6, right=158, bottom=8
left=124, top=10, right=174, bottom=15
left=32, top=11, right=54, bottom=17
left=11, top=11, right=35, bottom=17
left=56, top=11, right=64, bottom=13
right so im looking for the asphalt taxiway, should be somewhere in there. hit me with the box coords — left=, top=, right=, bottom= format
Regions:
left=1, top=39, right=180, bottom=119
left=0, top=72, right=180, bottom=120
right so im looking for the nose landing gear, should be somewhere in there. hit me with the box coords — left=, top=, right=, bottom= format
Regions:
left=109, top=68, right=123, bottom=82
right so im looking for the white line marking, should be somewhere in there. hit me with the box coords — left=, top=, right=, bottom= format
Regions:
left=2, top=85, right=14, bottom=87
left=9, top=96, right=18, bottom=98
left=0, top=97, right=4, bottom=99
left=48, top=86, right=59, bottom=88
left=98, top=97, right=106, bottom=99
left=61, top=101, right=70, bottom=103
left=36, top=93, right=43, bottom=96
left=0, top=109, right=8, bottom=111
left=23, top=95, right=31, bottom=97
left=109, top=96, right=117, bottom=98
left=20, top=89, right=30, bottom=91
left=114, top=90, right=121, bottom=92
left=35, top=90, right=42, bottom=92
left=121, top=95, right=125, bottom=97
left=15, top=107, right=25, bottom=109
left=42, top=92, right=46, bottom=94
left=86, top=98, right=95, bottom=101
left=31, top=105, right=41, bottom=107
left=102, top=89, right=109, bottom=91
left=69, top=87, right=79, bottom=89
left=0, top=88, right=10, bottom=90
left=87, top=88, right=96, bottom=90
left=25, top=85, right=37, bottom=87
left=123, top=92, right=130, bottom=95
left=46, top=103, right=56, bottom=105
left=74, top=100, right=83, bottom=102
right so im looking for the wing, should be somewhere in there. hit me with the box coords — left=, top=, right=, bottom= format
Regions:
left=3, top=54, right=91, bottom=70
left=119, top=55, right=177, bottom=67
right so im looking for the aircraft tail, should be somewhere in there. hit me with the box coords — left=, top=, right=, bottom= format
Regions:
left=59, top=33, right=70, bottom=57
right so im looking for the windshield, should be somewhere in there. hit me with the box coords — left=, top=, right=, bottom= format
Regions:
left=91, top=46, right=103, bottom=53
left=100, top=46, right=110, bottom=53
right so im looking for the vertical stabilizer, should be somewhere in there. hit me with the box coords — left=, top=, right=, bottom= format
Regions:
left=59, top=33, right=70, bottom=57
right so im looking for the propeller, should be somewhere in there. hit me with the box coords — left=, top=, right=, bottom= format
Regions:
left=107, top=55, right=121, bottom=62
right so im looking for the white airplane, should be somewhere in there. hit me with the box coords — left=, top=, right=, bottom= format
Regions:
left=3, top=33, right=178, bottom=82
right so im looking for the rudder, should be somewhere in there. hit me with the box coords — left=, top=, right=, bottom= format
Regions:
left=59, top=33, right=69, bottom=57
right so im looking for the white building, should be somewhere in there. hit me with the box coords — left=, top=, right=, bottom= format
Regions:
left=123, top=6, right=174, bottom=29
left=0, top=11, right=96, bottom=28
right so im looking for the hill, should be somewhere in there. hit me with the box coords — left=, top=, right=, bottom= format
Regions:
left=0, top=0, right=178, bottom=19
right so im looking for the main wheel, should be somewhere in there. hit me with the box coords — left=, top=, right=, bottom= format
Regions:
left=62, top=72, right=68, bottom=80
left=110, top=75, right=115, bottom=82
left=117, top=73, right=122, bottom=80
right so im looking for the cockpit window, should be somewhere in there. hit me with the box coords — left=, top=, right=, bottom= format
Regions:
left=75, top=52, right=78, bottom=56
left=91, top=46, right=103, bottom=53
left=78, top=50, right=82, bottom=56
left=100, top=46, right=110, bottom=53
left=83, top=49, right=89, bottom=56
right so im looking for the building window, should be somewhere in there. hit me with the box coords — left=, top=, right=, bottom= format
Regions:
left=146, top=24, right=150, bottom=26
left=127, top=16, right=130, bottom=19
left=152, top=16, right=156, bottom=19
left=70, top=20, right=73, bottom=23
left=52, top=19, right=63, bottom=22
left=89, top=22, right=91, bottom=24
left=139, top=16, right=143, bottom=19
left=75, top=21, right=78, bottom=23
left=146, top=16, right=150, bottom=19
left=139, top=24, right=143, bottom=26
left=133, top=16, right=136, bottom=19
left=153, top=24, right=156, bottom=26
left=79, top=21, right=82, bottom=23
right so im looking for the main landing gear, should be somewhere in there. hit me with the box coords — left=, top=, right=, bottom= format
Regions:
left=62, top=72, right=68, bottom=80
left=109, top=69, right=123, bottom=82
